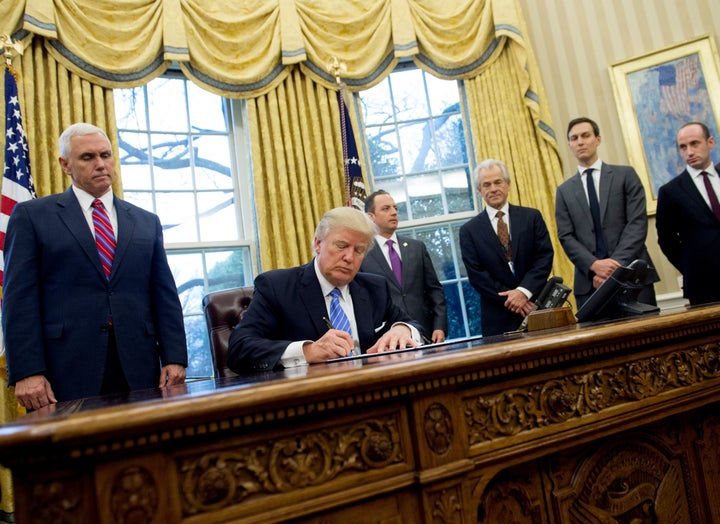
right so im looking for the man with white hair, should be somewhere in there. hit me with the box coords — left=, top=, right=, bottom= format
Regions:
left=228, top=206, right=422, bottom=372
left=3, top=122, right=187, bottom=409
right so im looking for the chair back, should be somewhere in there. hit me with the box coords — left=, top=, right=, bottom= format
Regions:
left=202, top=286, right=254, bottom=378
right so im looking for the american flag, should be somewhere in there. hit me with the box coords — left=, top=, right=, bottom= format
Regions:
left=337, top=87, right=366, bottom=210
left=1, top=66, right=36, bottom=298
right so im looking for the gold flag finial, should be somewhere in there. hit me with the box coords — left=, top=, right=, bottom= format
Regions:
left=1, top=34, right=23, bottom=67
left=327, top=56, right=347, bottom=88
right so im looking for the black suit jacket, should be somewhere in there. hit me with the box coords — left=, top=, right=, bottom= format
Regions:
left=360, top=236, right=447, bottom=338
left=226, top=261, right=418, bottom=372
left=656, top=164, right=720, bottom=305
left=459, top=204, right=554, bottom=336
left=2, top=188, right=187, bottom=401
left=555, top=163, right=658, bottom=299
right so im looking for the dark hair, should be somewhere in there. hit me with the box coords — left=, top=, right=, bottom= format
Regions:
left=678, top=121, right=711, bottom=140
left=364, top=189, right=390, bottom=213
left=567, top=117, right=600, bottom=139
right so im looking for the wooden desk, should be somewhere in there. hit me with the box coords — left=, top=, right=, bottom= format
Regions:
left=1, top=305, right=720, bottom=523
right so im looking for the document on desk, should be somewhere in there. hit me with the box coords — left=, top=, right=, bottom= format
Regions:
left=325, top=335, right=485, bottom=363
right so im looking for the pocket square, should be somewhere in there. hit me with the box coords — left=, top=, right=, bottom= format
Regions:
left=374, top=321, right=386, bottom=333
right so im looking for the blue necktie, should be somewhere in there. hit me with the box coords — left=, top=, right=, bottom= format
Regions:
left=584, top=169, right=608, bottom=259
left=329, top=288, right=352, bottom=336
left=386, top=239, right=403, bottom=285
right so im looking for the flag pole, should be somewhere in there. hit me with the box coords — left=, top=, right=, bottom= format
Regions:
left=328, top=56, right=366, bottom=210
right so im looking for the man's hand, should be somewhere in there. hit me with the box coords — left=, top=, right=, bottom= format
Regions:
left=590, top=258, right=621, bottom=280
left=499, top=289, right=534, bottom=317
left=303, top=329, right=355, bottom=363
left=159, top=364, right=186, bottom=387
left=366, top=325, right=418, bottom=354
left=15, top=375, right=57, bottom=411
left=592, top=274, right=606, bottom=289
left=431, top=329, right=445, bottom=343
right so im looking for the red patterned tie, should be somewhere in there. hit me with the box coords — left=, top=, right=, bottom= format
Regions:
left=92, top=199, right=116, bottom=279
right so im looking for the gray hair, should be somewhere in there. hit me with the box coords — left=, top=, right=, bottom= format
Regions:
left=59, top=123, right=111, bottom=158
left=473, top=158, right=510, bottom=189
left=314, top=206, right=375, bottom=245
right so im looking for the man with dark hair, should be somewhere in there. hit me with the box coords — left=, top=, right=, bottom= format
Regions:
left=460, top=159, right=554, bottom=336
left=555, top=116, right=658, bottom=310
left=656, top=121, right=720, bottom=305
left=361, top=190, right=447, bottom=343
left=227, top=206, right=422, bottom=372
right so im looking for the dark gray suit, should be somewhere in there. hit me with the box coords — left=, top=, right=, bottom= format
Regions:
left=656, top=164, right=720, bottom=305
left=555, top=162, right=658, bottom=307
left=360, top=236, right=447, bottom=339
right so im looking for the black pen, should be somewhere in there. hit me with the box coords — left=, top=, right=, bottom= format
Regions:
left=322, top=316, right=334, bottom=330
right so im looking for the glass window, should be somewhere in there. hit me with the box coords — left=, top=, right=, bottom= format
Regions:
left=359, top=67, right=481, bottom=338
left=114, top=76, right=256, bottom=378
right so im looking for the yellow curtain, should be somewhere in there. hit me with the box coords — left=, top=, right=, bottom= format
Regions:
left=248, top=68, right=347, bottom=269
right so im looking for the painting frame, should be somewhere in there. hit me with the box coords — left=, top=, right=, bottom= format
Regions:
left=609, top=35, right=720, bottom=215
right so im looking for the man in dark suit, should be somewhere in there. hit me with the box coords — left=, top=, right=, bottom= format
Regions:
left=459, top=159, right=554, bottom=337
left=360, top=190, right=447, bottom=343
left=555, top=117, right=658, bottom=309
left=656, top=121, right=720, bottom=305
left=2, top=123, right=187, bottom=410
left=227, top=206, right=422, bottom=372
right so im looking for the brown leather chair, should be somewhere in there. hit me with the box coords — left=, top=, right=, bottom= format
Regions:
left=202, top=286, right=254, bottom=378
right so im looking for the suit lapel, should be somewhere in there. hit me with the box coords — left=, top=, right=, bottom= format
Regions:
left=56, top=189, right=106, bottom=280
left=367, top=240, right=399, bottom=289
left=677, top=170, right=716, bottom=221
left=298, top=262, right=332, bottom=337
left=570, top=173, right=593, bottom=223
left=598, top=164, right=613, bottom=219
left=480, top=210, right=509, bottom=266
left=111, top=198, right=136, bottom=279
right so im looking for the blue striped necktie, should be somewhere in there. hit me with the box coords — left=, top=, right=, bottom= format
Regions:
left=329, top=288, right=352, bottom=336
left=92, top=199, right=116, bottom=279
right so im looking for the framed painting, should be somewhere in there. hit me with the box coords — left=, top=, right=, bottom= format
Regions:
left=609, top=35, right=720, bottom=214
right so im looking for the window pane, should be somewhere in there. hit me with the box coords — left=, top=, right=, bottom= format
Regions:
left=367, top=124, right=400, bottom=178
left=187, top=81, right=228, bottom=132
left=147, top=79, right=189, bottom=132
left=151, top=133, right=193, bottom=191
left=156, top=192, right=198, bottom=243
left=116, top=132, right=152, bottom=189
left=114, top=88, right=147, bottom=131
left=390, top=69, right=429, bottom=121
left=193, top=135, right=233, bottom=190
left=198, top=191, right=238, bottom=242
left=398, top=121, right=436, bottom=173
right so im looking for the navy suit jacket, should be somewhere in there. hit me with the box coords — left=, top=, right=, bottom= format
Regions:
left=656, top=164, right=720, bottom=305
left=555, top=163, right=658, bottom=298
left=360, top=236, right=447, bottom=338
left=459, top=204, right=554, bottom=336
left=2, top=188, right=187, bottom=401
left=226, top=261, right=418, bottom=372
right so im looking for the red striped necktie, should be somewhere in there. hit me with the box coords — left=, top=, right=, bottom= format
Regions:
left=92, top=199, right=116, bottom=279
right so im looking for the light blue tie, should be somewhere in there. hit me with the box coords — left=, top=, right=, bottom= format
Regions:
left=329, top=288, right=352, bottom=336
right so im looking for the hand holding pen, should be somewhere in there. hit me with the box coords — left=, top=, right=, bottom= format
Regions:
left=301, top=317, right=355, bottom=363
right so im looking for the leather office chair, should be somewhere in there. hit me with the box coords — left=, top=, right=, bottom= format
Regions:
left=202, top=286, right=254, bottom=378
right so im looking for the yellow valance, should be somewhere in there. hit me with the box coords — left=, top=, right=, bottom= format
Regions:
left=6, top=0, right=517, bottom=96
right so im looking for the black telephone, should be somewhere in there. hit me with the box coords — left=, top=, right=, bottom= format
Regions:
left=512, top=276, right=572, bottom=333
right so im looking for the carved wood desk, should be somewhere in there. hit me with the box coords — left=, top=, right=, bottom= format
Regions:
left=1, top=304, right=720, bottom=523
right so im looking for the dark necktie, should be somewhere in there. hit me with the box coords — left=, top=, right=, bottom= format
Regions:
left=386, top=239, right=403, bottom=285
left=92, top=199, right=116, bottom=279
left=496, top=211, right=512, bottom=261
left=700, top=171, right=720, bottom=221
left=329, top=288, right=352, bottom=336
left=584, top=169, right=608, bottom=259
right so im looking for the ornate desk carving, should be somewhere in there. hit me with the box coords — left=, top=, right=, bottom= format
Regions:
left=1, top=305, right=719, bottom=523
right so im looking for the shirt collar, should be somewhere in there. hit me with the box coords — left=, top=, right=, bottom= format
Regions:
left=486, top=202, right=510, bottom=220
left=375, top=233, right=399, bottom=246
left=687, top=163, right=719, bottom=179
left=313, top=258, right=350, bottom=299
left=578, top=159, right=603, bottom=176
left=72, top=185, right=114, bottom=212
